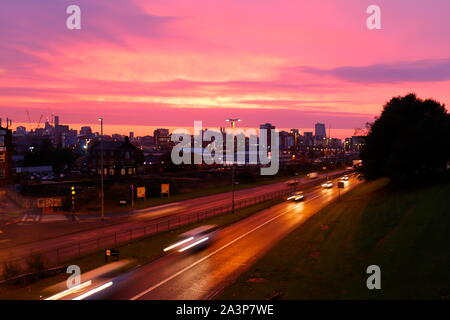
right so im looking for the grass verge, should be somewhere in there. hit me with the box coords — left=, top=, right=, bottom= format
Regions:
left=0, top=198, right=283, bottom=299
left=219, top=179, right=450, bottom=300
left=82, top=174, right=302, bottom=215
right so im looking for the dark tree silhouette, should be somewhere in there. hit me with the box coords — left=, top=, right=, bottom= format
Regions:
left=360, top=93, right=450, bottom=182
left=24, top=139, right=78, bottom=171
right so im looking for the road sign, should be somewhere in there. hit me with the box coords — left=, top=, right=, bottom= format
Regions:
left=161, top=184, right=170, bottom=197
left=37, top=197, right=63, bottom=208
left=105, top=249, right=119, bottom=262
left=338, top=181, right=345, bottom=189
left=137, top=187, right=146, bottom=198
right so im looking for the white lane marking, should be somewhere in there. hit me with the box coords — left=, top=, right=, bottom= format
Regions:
left=305, top=194, right=321, bottom=202
left=45, top=280, right=92, bottom=300
left=72, top=281, right=113, bottom=300
left=130, top=210, right=289, bottom=300
left=130, top=185, right=346, bottom=300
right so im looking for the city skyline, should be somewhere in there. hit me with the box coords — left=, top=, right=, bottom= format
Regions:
left=2, top=1, right=450, bottom=135
left=8, top=120, right=357, bottom=140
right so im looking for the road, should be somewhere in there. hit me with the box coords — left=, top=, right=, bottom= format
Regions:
left=0, top=169, right=347, bottom=265
left=55, top=173, right=360, bottom=300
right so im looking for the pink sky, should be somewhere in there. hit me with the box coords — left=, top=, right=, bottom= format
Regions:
left=1, top=0, right=450, bottom=139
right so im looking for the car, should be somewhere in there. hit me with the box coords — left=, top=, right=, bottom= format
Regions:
left=286, top=179, right=299, bottom=186
left=322, top=181, right=334, bottom=188
left=307, top=172, right=318, bottom=179
left=41, top=174, right=56, bottom=181
left=163, top=225, right=217, bottom=254
left=287, top=191, right=305, bottom=201
left=341, top=175, right=349, bottom=181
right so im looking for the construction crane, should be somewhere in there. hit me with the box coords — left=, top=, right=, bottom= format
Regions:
left=25, top=111, right=44, bottom=131
left=36, top=114, right=43, bottom=129
left=26, top=111, right=33, bottom=130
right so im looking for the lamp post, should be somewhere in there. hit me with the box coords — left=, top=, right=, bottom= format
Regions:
left=226, top=118, right=241, bottom=213
left=98, top=118, right=104, bottom=221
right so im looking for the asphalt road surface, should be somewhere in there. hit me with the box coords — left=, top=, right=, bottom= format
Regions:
left=57, top=174, right=360, bottom=300
left=0, top=169, right=347, bottom=264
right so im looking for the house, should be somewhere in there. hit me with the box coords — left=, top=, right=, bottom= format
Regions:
left=88, top=136, right=143, bottom=176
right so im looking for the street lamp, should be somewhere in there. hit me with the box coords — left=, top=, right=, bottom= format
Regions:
left=98, top=117, right=104, bottom=221
left=226, top=118, right=241, bottom=213
left=226, top=118, right=241, bottom=131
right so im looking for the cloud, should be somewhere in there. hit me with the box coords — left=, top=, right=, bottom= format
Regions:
left=5, top=102, right=373, bottom=131
left=298, top=58, right=450, bottom=83
left=0, top=0, right=177, bottom=77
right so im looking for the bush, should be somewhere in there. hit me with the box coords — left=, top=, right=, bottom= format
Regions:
left=238, top=170, right=256, bottom=183
left=26, top=253, right=46, bottom=273
left=1, top=261, right=22, bottom=280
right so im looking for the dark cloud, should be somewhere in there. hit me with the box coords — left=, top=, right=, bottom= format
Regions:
left=297, top=58, right=450, bottom=83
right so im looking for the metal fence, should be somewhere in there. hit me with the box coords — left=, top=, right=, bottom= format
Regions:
left=1, top=173, right=344, bottom=276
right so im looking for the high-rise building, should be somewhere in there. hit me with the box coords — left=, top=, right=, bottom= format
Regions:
left=154, top=128, right=171, bottom=149
left=290, top=129, right=300, bottom=146
left=44, top=120, right=54, bottom=135
left=62, top=129, right=78, bottom=148
left=315, top=123, right=326, bottom=139
left=351, top=136, right=366, bottom=151
left=279, top=131, right=294, bottom=150
left=259, top=123, right=276, bottom=152
left=80, top=126, right=93, bottom=136
left=303, top=132, right=314, bottom=147
left=15, top=126, right=27, bottom=136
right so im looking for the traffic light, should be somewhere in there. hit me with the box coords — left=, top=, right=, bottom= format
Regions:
left=71, top=186, right=76, bottom=221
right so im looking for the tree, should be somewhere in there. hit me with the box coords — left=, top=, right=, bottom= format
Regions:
left=360, top=93, right=450, bottom=182
left=24, top=139, right=78, bottom=171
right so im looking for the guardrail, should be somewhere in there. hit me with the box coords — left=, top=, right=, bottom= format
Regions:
left=1, top=172, right=346, bottom=277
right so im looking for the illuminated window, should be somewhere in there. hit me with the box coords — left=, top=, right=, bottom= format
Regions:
left=0, top=168, right=5, bottom=179
left=0, top=152, right=5, bottom=163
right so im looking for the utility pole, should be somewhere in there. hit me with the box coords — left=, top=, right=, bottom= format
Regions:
left=99, top=118, right=105, bottom=221
left=323, top=166, right=328, bottom=181
left=226, top=118, right=241, bottom=213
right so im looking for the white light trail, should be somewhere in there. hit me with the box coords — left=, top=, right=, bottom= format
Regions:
left=45, top=280, right=92, bottom=300
left=178, top=237, right=209, bottom=252
left=163, top=237, right=195, bottom=252
left=72, top=281, right=113, bottom=300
